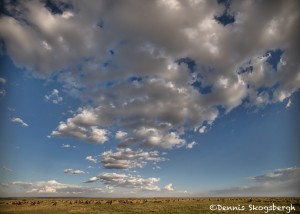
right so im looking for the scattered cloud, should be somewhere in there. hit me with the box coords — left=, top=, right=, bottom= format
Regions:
left=286, top=99, right=292, bottom=108
left=0, top=77, right=6, bottom=84
left=11, top=117, right=28, bottom=127
left=153, top=165, right=161, bottom=170
left=199, top=126, right=207, bottom=134
left=45, top=89, right=63, bottom=104
left=0, top=77, right=6, bottom=96
left=64, top=169, right=85, bottom=174
left=0, top=180, right=105, bottom=196
left=1, top=0, right=300, bottom=197
left=85, top=172, right=161, bottom=191
left=209, top=167, right=300, bottom=197
left=164, top=183, right=174, bottom=191
left=51, top=108, right=109, bottom=144
left=61, top=144, right=76, bottom=148
left=24, top=0, right=297, bottom=155
left=118, top=127, right=187, bottom=149
left=0, top=89, right=6, bottom=96
left=115, top=131, right=127, bottom=139
left=101, top=148, right=167, bottom=170
left=186, top=141, right=197, bottom=149
left=2, top=166, right=13, bottom=172
left=85, top=156, right=97, bottom=163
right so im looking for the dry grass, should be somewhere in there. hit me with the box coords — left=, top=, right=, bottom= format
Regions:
left=0, top=197, right=299, bottom=213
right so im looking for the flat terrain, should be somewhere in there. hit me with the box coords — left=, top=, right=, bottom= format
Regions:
left=0, top=197, right=299, bottom=213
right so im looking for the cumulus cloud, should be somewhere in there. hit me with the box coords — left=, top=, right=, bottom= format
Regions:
left=198, top=126, right=207, bottom=134
left=0, top=180, right=104, bottom=196
left=45, top=89, right=63, bottom=104
left=85, top=156, right=97, bottom=163
left=164, top=183, right=174, bottom=191
left=101, top=148, right=167, bottom=169
left=209, top=167, right=300, bottom=197
left=85, top=172, right=161, bottom=191
left=115, top=131, right=127, bottom=139
left=51, top=108, right=109, bottom=144
left=64, top=169, right=85, bottom=174
left=11, top=117, right=28, bottom=127
left=186, top=141, right=197, bottom=149
left=1, top=0, right=300, bottom=171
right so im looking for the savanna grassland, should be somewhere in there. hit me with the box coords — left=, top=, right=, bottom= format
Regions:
left=0, top=197, right=299, bottom=214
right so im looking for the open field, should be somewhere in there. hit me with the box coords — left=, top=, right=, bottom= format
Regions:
left=0, top=197, right=299, bottom=214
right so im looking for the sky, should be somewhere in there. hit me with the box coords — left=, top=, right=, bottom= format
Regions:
left=0, top=0, right=300, bottom=197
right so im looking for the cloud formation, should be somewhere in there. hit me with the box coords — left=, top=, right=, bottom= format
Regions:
left=51, top=108, right=109, bottom=144
left=64, top=169, right=85, bottom=174
left=115, top=131, right=127, bottom=139
left=61, top=144, right=76, bottom=148
left=85, top=172, right=160, bottom=191
left=164, top=183, right=174, bottom=191
left=0, top=77, right=6, bottom=84
left=209, top=167, right=300, bottom=197
left=101, top=148, right=167, bottom=169
left=1, top=180, right=104, bottom=196
left=45, top=89, right=63, bottom=104
left=11, top=117, right=29, bottom=127
left=85, top=156, right=97, bottom=163
left=2, top=166, right=13, bottom=172
left=1, top=0, right=299, bottom=174
left=186, top=141, right=197, bottom=149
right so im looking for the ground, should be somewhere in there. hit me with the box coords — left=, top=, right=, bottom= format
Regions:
left=0, top=197, right=299, bottom=213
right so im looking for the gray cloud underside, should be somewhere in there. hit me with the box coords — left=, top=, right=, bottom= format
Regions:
left=101, top=148, right=167, bottom=169
left=208, top=167, right=300, bottom=197
left=85, top=172, right=160, bottom=191
left=1, top=0, right=300, bottom=169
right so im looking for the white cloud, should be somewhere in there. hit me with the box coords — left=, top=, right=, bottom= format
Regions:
left=0, top=180, right=104, bottom=196
left=186, top=141, right=197, bottom=149
left=199, top=126, right=207, bottom=134
left=85, top=172, right=161, bottom=191
left=101, top=148, right=167, bottom=169
left=1, top=0, right=300, bottom=178
left=45, top=89, right=63, bottom=104
left=115, top=130, right=127, bottom=139
left=85, top=156, right=97, bottom=163
left=153, top=165, right=161, bottom=170
left=11, top=117, right=28, bottom=127
left=61, top=144, right=76, bottom=148
left=164, top=183, right=174, bottom=191
left=286, top=99, right=292, bottom=108
left=51, top=108, right=109, bottom=144
left=0, top=77, right=6, bottom=84
left=209, top=167, right=300, bottom=197
left=85, top=176, right=99, bottom=183
left=35, top=0, right=299, bottom=155
left=0, top=89, right=6, bottom=96
left=129, top=127, right=187, bottom=149
left=64, top=169, right=85, bottom=174
left=0, top=77, right=6, bottom=96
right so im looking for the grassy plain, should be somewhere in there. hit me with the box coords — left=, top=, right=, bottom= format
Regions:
left=0, top=197, right=299, bottom=214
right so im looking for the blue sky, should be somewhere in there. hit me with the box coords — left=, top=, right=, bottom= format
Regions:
left=0, top=0, right=300, bottom=197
